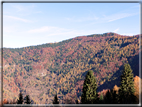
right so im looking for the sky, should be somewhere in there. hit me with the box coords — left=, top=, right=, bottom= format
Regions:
left=3, top=2, right=140, bottom=48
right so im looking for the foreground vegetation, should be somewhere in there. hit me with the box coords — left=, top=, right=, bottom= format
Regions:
left=2, top=63, right=140, bottom=105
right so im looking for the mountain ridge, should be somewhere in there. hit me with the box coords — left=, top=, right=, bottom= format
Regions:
left=2, top=32, right=140, bottom=104
left=3, top=32, right=139, bottom=50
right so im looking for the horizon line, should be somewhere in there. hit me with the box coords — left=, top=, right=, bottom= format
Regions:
left=3, top=32, right=140, bottom=49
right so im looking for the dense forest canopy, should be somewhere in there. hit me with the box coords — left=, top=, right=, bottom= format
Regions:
left=2, top=32, right=141, bottom=104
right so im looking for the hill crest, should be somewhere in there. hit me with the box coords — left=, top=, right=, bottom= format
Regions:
left=2, top=32, right=140, bottom=104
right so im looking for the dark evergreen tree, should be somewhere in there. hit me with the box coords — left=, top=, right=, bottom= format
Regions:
left=118, top=63, right=136, bottom=103
left=17, top=92, right=24, bottom=104
left=111, top=90, right=118, bottom=104
left=24, top=95, right=31, bottom=104
left=53, top=94, right=59, bottom=104
left=104, top=89, right=118, bottom=104
left=104, top=90, right=112, bottom=104
left=76, top=99, right=79, bottom=104
left=81, top=70, right=98, bottom=104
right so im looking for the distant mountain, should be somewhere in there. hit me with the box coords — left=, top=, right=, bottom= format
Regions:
left=2, top=32, right=140, bottom=104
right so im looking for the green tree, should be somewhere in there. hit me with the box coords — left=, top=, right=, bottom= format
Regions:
left=17, top=92, right=24, bottom=104
left=24, top=95, right=31, bottom=104
left=118, top=63, right=136, bottom=103
left=99, top=92, right=104, bottom=103
left=81, top=70, right=98, bottom=104
left=53, top=94, right=59, bottom=104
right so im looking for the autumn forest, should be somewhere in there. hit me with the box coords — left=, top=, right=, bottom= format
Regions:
left=1, top=32, right=141, bottom=105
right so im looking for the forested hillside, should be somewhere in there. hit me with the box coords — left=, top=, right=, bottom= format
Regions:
left=2, top=32, right=140, bottom=104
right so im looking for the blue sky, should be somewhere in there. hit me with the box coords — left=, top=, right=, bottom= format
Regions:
left=3, top=2, right=140, bottom=48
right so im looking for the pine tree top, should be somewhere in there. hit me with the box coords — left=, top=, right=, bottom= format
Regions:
left=81, top=70, right=98, bottom=104
left=17, top=92, right=24, bottom=104
left=119, top=63, right=136, bottom=103
left=53, top=94, right=59, bottom=104
left=24, top=95, right=31, bottom=104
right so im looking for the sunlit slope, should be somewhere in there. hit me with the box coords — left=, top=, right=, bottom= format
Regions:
left=3, top=32, right=140, bottom=104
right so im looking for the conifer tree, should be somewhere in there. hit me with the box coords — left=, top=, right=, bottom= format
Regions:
left=118, top=63, right=136, bottom=103
left=111, top=90, right=118, bottom=104
left=53, top=94, right=59, bottom=104
left=81, top=70, right=98, bottom=104
left=24, top=95, right=31, bottom=104
left=17, top=92, right=23, bottom=104
left=104, top=89, right=118, bottom=104
left=76, top=99, right=79, bottom=104
left=104, top=90, right=112, bottom=104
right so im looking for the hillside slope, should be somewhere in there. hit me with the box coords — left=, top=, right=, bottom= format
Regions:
left=2, top=32, right=140, bottom=104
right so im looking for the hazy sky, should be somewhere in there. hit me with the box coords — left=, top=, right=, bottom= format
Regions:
left=3, top=2, right=140, bottom=48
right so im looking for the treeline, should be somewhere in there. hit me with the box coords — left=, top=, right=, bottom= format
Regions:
left=3, top=92, right=31, bottom=104
left=3, top=63, right=140, bottom=105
